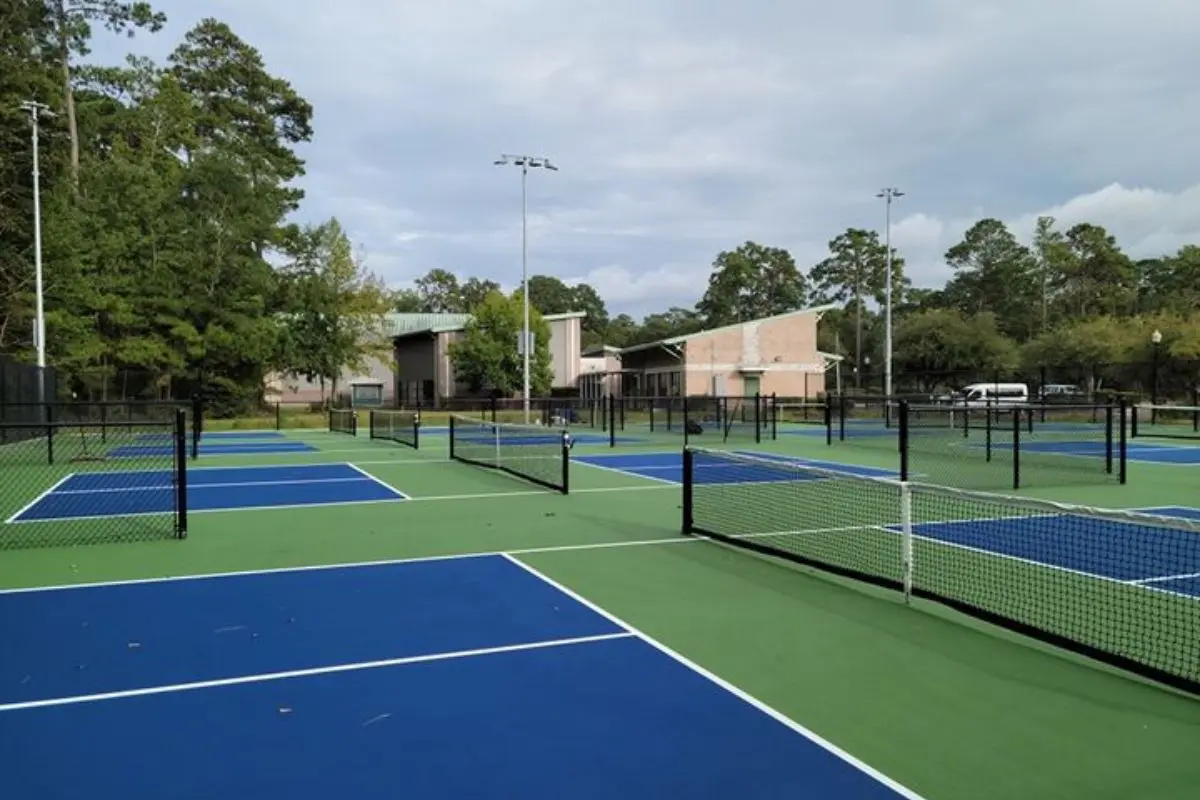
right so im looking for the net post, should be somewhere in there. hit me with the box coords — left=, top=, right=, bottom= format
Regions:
left=46, top=420, right=54, bottom=465
left=1105, top=403, right=1114, bottom=475
left=681, top=447, right=694, bottom=535
left=1130, top=403, right=1139, bottom=438
left=175, top=408, right=189, bottom=539
left=413, top=409, right=421, bottom=450
left=648, top=399, right=655, bottom=433
left=824, top=398, right=832, bottom=446
left=608, top=396, right=616, bottom=448
left=275, top=401, right=281, bottom=431
left=683, top=397, right=691, bottom=446
left=493, top=417, right=500, bottom=465
left=619, top=395, right=625, bottom=431
left=1012, top=409, right=1021, bottom=490
left=985, top=400, right=993, bottom=462
left=192, top=393, right=203, bottom=456
left=448, top=415, right=456, bottom=460
left=560, top=431, right=570, bottom=495
left=1119, top=398, right=1128, bottom=484
left=898, top=400, right=910, bottom=481
left=838, top=394, right=846, bottom=441
left=753, top=393, right=761, bottom=444
left=770, top=392, right=778, bottom=441
left=900, top=480, right=913, bottom=605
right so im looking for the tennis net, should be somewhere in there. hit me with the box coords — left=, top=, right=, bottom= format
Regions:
left=681, top=447, right=1200, bottom=695
left=329, top=409, right=357, bottom=436
left=1132, top=404, right=1200, bottom=441
left=369, top=409, right=419, bottom=449
left=448, top=414, right=569, bottom=493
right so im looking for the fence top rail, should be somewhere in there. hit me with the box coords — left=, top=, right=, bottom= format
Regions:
left=0, top=420, right=179, bottom=430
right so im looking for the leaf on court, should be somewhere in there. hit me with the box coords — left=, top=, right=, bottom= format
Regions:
left=361, top=713, right=391, bottom=727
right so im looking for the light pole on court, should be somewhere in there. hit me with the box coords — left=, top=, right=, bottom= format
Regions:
left=876, top=188, right=904, bottom=399
left=20, top=100, right=53, bottom=414
left=494, top=154, right=558, bottom=424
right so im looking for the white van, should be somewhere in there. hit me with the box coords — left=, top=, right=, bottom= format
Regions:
left=952, top=382, right=1029, bottom=408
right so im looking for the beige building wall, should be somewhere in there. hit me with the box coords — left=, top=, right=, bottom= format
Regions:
left=546, top=315, right=583, bottom=388
left=679, top=311, right=825, bottom=397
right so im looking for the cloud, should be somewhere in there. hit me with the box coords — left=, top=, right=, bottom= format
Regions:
left=88, top=0, right=1200, bottom=318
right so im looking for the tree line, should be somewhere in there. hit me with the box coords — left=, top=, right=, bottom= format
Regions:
left=404, top=225, right=1200, bottom=397
left=4, top=2, right=1197, bottom=412
left=2, top=2, right=391, bottom=414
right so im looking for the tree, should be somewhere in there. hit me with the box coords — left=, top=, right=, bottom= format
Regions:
left=568, top=283, right=609, bottom=347
left=526, top=275, right=575, bottom=314
left=809, top=229, right=906, bottom=387
left=1138, top=246, right=1200, bottom=315
left=449, top=290, right=553, bottom=396
left=460, top=277, right=501, bottom=311
left=414, top=268, right=461, bottom=312
left=942, top=219, right=1039, bottom=340
left=1030, top=216, right=1071, bottom=331
left=695, top=241, right=805, bottom=327
left=604, top=314, right=639, bottom=348
left=45, top=0, right=166, bottom=191
left=392, top=288, right=422, bottom=312
left=1054, top=223, right=1137, bottom=319
left=894, top=309, right=1017, bottom=391
left=635, top=308, right=704, bottom=345
left=278, top=219, right=392, bottom=404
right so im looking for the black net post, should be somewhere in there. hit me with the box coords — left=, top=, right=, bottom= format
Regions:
left=824, top=399, right=833, bottom=446
left=753, top=394, right=761, bottom=444
left=608, top=396, right=616, bottom=448
left=1012, top=409, right=1022, bottom=491
left=175, top=408, right=189, bottom=539
left=770, top=393, right=778, bottom=441
left=448, top=415, right=457, bottom=459
left=1119, top=398, right=1128, bottom=484
left=985, top=403, right=993, bottom=462
left=681, top=447, right=694, bottom=534
left=898, top=400, right=910, bottom=481
left=838, top=394, right=847, bottom=441
left=275, top=402, right=282, bottom=431
left=1105, top=404, right=1114, bottom=475
left=683, top=397, right=691, bottom=447
left=560, top=432, right=570, bottom=495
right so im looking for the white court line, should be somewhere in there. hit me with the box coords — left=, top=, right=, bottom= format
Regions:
left=4, top=474, right=75, bottom=524
left=54, top=477, right=373, bottom=495
left=572, top=457, right=678, bottom=486
left=344, top=462, right=411, bottom=500
left=0, top=631, right=635, bottom=713
left=499, top=553, right=928, bottom=800
left=1130, top=571, right=1200, bottom=586
left=4, top=483, right=675, bottom=526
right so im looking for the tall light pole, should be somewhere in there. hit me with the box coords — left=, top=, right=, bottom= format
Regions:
left=21, top=100, right=52, bottom=409
left=494, top=154, right=558, bottom=423
left=877, top=188, right=904, bottom=398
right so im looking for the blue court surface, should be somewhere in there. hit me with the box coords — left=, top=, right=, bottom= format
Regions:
left=897, top=511, right=1200, bottom=599
left=573, top=450, right=899, bottom=485
left=0, top=555, right=920, bottom=799
left=982, top=439, right=1200, bottom=464
left=8, top=463, right=406, bottom=523
left=112, top=438, right=318, bottom=457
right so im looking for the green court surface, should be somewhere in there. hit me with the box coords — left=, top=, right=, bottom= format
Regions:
left=2, top=426, right=1199, bottom=799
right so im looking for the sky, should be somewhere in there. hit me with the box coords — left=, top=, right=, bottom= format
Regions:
left=91, top=0, right=1200, bottom=320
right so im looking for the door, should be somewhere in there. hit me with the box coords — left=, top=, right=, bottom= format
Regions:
left=743, top=376, right=761, bottom=398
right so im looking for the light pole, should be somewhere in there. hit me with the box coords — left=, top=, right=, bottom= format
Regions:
left=876, top=188, right=904, bottom=399
left=20, top=100, right=52, bottom=411
left=494, top=154, right=558, bottom=423
left=1151, top=329, right=1163, bottom=424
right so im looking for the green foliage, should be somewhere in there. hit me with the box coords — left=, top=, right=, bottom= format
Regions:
left=695, top=241, right=806, bottom=327
left=448, top=291, right=553, bottom=396
left=895, top=309, right=1017, bottom=380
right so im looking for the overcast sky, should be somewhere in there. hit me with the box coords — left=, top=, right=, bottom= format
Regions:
left=92, top=0, right=1200, bottom=319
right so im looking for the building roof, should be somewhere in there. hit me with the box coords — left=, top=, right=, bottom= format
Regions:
left=582, top=345, right=622, bottom=357
left=390, top=310, right=586, bottom=340
left=617, top=303, right=838, bottom=355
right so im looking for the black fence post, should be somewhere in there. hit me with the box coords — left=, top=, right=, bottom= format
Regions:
left=824, top=399, right=833, bottom=446
left=1012, top=409, right=1021, bottom=491
left=275, top=402, right=282, bottom=431
left=608, top=396, right=616, bottom=448
left=753, top=393, right=761, bottom=444
left=1105, top=403, right=1114, bottom=475
left=560, top=432, right=570, bottom=495
left=681, top=447, right=694, bottom=535
left=175, top=408, right=189, bottom=539
left=449, top=415, right=457, bottom=459
left=1119, top=398, right=1128, bottom=485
